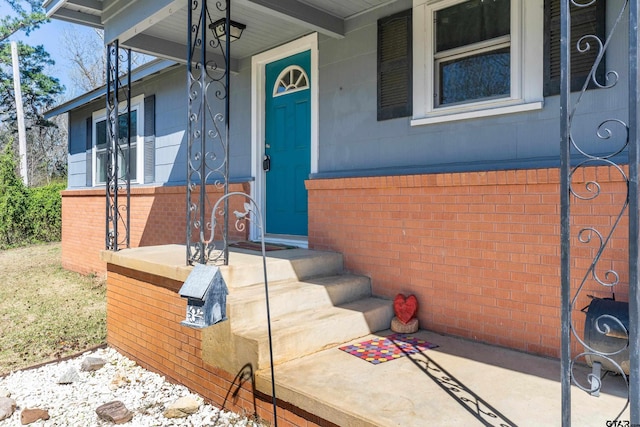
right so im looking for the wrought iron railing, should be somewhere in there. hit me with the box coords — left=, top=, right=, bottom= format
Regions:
left=186, top=0, right=232, bottom=265
left=560, top=0, right=639, bottom=424
left=105, top=40, right=132, bottom=251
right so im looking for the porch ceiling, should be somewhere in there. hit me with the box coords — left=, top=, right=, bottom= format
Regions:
left=45, top=0, right=397, bottom=66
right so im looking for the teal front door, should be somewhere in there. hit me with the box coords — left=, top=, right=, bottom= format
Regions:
left=264, top=51, right=311, bottom=236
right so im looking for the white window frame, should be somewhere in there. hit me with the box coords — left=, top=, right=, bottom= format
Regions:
left=92, top=95, right=145, bottom=186
left=412, top=0, right=543, bottom=125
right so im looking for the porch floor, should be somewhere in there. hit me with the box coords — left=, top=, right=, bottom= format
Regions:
left=255, top=329, right=630, bottom=427
left=101, top=245, right=630, bottom=426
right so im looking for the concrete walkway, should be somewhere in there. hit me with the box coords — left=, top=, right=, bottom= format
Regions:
left=257, top=329, right=630, bottom=427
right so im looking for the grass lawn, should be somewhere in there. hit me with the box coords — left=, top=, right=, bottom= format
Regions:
left=0, top=243, right=106, bottom=375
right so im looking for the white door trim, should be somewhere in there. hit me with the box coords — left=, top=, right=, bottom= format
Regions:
left=250, top=33, right=319, bottom=247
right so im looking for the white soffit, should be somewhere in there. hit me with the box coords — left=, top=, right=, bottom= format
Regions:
left=45, top=0, right=401, bottom=62
left=44, top=0, right=103, bottom=28
left=299, top=0, right=398, bottom=19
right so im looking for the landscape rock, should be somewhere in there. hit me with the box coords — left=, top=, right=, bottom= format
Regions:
left=163, top=395, right=201, bottom=418
left=20, top=408, right=50, bottom=425
left=0, top=347, right=262, bottom=426
left=108, top=370, right=129, bottom=390
left=57, top=367, right=81, bottom=384
left=80, top=357, right=106, bottom=372
left=0, top=388, right=10, bottom=398
left=95, top=400, right=133, bottom=424
left=0, top=397, right=16, bottom=421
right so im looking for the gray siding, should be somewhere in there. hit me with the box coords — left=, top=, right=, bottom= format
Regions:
left=66, top=0, right=630, bottom=188
left=68, top=102, right=101, bottom=188
left=67, top=63, right=252, bottom=189
left=229, top=64, right=253, bottom=179
left=149, top=68, right=187, bottom=185
left=311, top=0, right=629, bottom=177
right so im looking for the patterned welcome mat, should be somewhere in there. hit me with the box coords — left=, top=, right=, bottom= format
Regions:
left=339, top=334, right=438, bottom=365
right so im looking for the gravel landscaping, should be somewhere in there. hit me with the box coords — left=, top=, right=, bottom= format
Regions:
left=0, top=346, right=265, bottom=426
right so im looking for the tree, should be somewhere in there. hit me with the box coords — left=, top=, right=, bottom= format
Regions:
left=61, top=26, right=153, bottom=95
left=0, top=42, right=63, bottom=126
left=0, top=0, right=65, bottom=185
left=0, top=0, right=46, bottom=43
left=26, top=113, right=67, bottom=186
left=61, top=27, right=106, bottom=94
left=0, top=0, right=61, bottom=127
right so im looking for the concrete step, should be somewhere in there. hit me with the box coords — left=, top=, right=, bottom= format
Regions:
left=222, top=249, right=344, bottom=288
left=227, top=274, right=373, bottom=330
left=201, top=247, right=394, bottom=377
left=235, top=297, right=394, bottom=371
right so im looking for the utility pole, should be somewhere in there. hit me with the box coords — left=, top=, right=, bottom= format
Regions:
left=11, top=41, right=28, bottom=186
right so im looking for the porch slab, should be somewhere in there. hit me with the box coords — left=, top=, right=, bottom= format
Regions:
left=100, top=244, right=343, bottom=285
left=256, top=329, right=630, bottom=427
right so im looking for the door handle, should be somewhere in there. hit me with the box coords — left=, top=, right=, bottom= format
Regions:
left=263, top=154, right=271, bottom=172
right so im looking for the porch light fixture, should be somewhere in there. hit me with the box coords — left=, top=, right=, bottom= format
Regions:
left=209, top=18, right=246, bottom=42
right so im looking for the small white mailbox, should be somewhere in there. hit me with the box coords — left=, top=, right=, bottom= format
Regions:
left=179, top=264, right=228, bottom=328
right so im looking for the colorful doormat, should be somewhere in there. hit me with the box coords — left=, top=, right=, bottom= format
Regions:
left=229, top=241, right=296, bottom=251
left=339, top=334, right=438, bottom=365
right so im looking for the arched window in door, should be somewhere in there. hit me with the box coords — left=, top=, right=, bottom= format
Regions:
left=273, top=65, right=309, bottom=97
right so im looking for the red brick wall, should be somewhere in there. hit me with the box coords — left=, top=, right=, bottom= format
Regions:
left=106, top=264, right=335, bottom=427
left=62, top=183, right=250, bottom=276
left=101, top=166, right=628, bottom=422
left=61, top=188, right=108, bottom=275
left=306, top=166, right=629, bottom=358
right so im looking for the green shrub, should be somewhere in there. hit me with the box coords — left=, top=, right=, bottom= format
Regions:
left=27, top=182, right=64, bottom=242
left=0, top=146, right=63, bottom=248
left=0, top=146, right=29, bottom=246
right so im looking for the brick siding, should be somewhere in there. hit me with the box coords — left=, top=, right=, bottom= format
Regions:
left=61, top=183, right=250, bottom=276
left=106, top=264, right=336, bottom=427
left=100, top=165, right=628, bottom=423
left=306, top=166, right=629, bottom=358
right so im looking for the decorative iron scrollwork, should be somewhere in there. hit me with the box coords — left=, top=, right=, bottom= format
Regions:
left=561, top=0, right=635, bottom=423
left=105, top=40, right=132, bottom=251
left=187, top=0, right=231, bottom=265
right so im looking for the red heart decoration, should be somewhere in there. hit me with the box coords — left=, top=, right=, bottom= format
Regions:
left=393, top=294, right=418, bottom=324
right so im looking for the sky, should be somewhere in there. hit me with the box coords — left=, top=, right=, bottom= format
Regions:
left=1, top=2, right=100, bottom=100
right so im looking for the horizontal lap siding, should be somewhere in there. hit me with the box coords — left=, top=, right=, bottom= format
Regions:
left=307, top=166, right=629, bottom=358
left=106, top=264, right=334, bottom=427
left=61, top=183, right=251, bottom=276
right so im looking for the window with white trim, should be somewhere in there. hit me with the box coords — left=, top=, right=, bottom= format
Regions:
left=434, top=0, right=510, bottom=106
left=92, top=96, right=144, bottom=186
left=412, top=0, right=544, bottom=125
